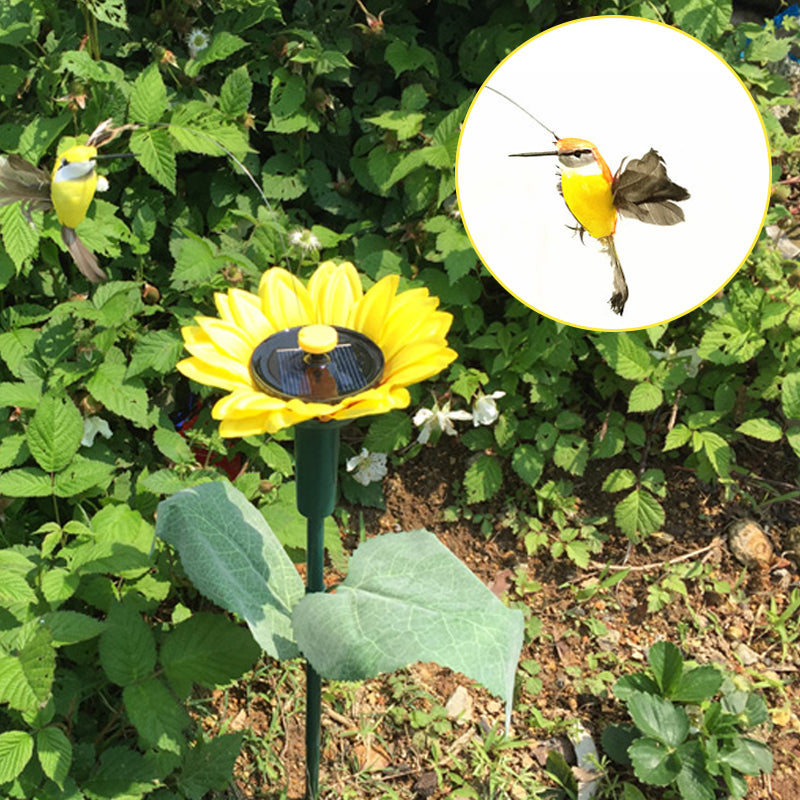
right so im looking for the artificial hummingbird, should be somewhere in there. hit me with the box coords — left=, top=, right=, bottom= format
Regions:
left=487, top=86, right=690, bottom=316
left=0, top=118, right=136, bottom=283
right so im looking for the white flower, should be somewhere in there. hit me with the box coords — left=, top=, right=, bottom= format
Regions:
left=288, top=228, right=321, bottom=252
left=186, top=28, right=211, bottom=59
left=413, top=399, right=472, bottom=444
left=346, top=449, right=388, bottom=486
left=471, top=390, right=505, bottom=427
left=81, top=416, right=112, bottom=447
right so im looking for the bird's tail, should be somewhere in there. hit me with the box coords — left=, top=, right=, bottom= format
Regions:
left=600, top=235, right=628, bottom=315
left=61, top=226, right=107, bottom=283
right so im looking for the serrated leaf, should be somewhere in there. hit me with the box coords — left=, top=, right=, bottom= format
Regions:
left=42, top=610, right=104, bottom=646
left=177, top=733, right=244, bottom=800
left=86, top=0, right=127, bottom=29
left=86, top=359, right=150, bottom=427
left=364, top=411, right=411, bottom=451
left=153, top=427, right=194, bottom=465
left=736, top=417, right=783, bottom=442
left=671, top=0, right=731, bottom=43
left=36, top=726, right=71, bottom=788
left=220, top=65, right=252, bottom=116
left=627, top=691, right=689, bottom=747
left=0, top=201, right=39, bottom=268
left=511, top=444, right=544, bottom=486
left=26, top=394, right=83, bottom=472
left=0, top=730, right=34, bottom=783
left=170, top=233, right=227, bottom=288
left=19, top=626, right=55, bottom=706
left=464, top=453, right=502, bottom=503
left=595, top=333, right=654, bottom=381
left=161, top=613, right=260, bottom=698
left=98, top=601, right=157, bottom=686
left=697, top=430, right=732, bottom=478
left=129, top=63, right=167, bottom=124
left=293, top=530, right=524, bottom=709
left=719, top=737, right=773, bottom=775
left=364, top=110, right=425, bottom=140
left=781, top=372, right=800, bottom=420
left=614, top=489, right=665, bottom=540
left=664, top=424, right=691, bottom=451
left=53, top=455, right=115, bottom=497
left=629, top=737, right=681, bottom=786
left=553, top=433, right=589, bottom=475
left=130, top=128, right=176, bottom=192
left=602, top=468, right=636, bottom=492
left=82, top=745, right=154, bottom=799
left=0, top=466, right=52, bottom=497
left=0, top=571, right=36, bottom=605
left=648, top=641, right=683, bottom=696
left=185, top=31, right=247, bottom=77
left=156, top=481, right=304, bottom=660
left=0, top=381, right=42, bottom=410
left=123, top=677, right=189, bottom=753
left=672, top=664, right=722, bottom=703
left=628, top=382, right=663, bottom=413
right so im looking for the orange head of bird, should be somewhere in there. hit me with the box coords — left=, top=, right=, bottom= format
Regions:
left=510, top=137, right=613, bottom=184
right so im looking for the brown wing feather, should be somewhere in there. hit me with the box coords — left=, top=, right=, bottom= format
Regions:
left=61, top=226, right=107, bottom=283
left=0, top=155, right=53, bottom=223
left=612, top=149, right=689, bottom=226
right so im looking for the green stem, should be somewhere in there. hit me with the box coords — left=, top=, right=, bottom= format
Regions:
left=294, top=420, right=342, bottom=800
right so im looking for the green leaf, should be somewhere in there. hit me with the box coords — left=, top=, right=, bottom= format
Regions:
left=696, top=430, right=732, bottom=478
left=36, top=726, right=72, bottom=789
left=293, top=530, right=524, bottom=708
left=130, top=128, right=176, bottom=193
left=129, top=63, right=167, bottom=124
left=0, top=730, right=34, bottom=784
left=82, top=746, right=155, bottom=799
left=26, top=394, right=83, bottom=472
left=614, top=489, right=665, bottom=541
left=736, top=417, right=783, bottom=442
left=613, top=672, right=660, bottom=701
left=671, top=0, right=731, bottom=43
left=18, top=625, right=55, bottom=705
left=511, top=444, right=544, bottom=487
left=553, top=433, right=589, bottom=475
left=86, top=357, right=150, bottom=428
left=170, top=232, right=228, bottom=288
left=601, top=723, right=638, bottom=765
left=544, top=750, right=578, bottom=794
left=364, top=110, right=425, bottom=140
left=675, top=739, right=716, bottom=800
left=648, top=641, right=683, bottom=696
left=52, top=454, right=115, bottom=497
left=185, top=31, right=247, bottom=77
left=672, top=664, right=723, bottom=703
left=594, top=333, right=654, bottom=381
left=123, top=677, right=189, bottom=754
left=464, top=453, right=502, bottom=503
left=128, top=330, right=184, bottom=377
left=153, top=427, right=194, bottom=465
left=42, top=610, right=105, bottom=646
left=0, top=201, right=39, bottom=269
left=627, top=691, right=689, bottom=747
left=161, top=613, right=260, bottom=698
left=0, top=381, right=41, bottom=410
left=177, top=733, right=244, bottom=800
left=781, top=372, right=800, bottom=420
left=98, top=601, right=157, bottom=686
left=629, top=736, right=681, bottom=786
left=628, top=382, right=663, bottom=413
left=384, top=40, right=438, bottom=77
left=219, top=65, right=252, bottom=117
left=719, top=737, right=773, bottom=775
left=664, top=424, right=691, bottom=451
left=0, top=466, right=52, bottom=497
left=0, top=571, right=36, bottom=605
left=364, top=411, right=411, bottom=451
left=156, top=481, right=304, bottom=660
left=602, top=468, right=636, bottom=492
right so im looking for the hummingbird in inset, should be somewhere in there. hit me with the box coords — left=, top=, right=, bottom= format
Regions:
left=487, top=86, right=690, bottom=316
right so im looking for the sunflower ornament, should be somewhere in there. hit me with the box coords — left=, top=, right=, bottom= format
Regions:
left=177, top=260, right=457, bottom=436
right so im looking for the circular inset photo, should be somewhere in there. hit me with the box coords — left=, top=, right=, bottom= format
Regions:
left=456, top=16, right=771, bottom=331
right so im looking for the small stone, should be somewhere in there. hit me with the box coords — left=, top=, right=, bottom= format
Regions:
left=728, top=519, right=773, bottom=569
left=733, top=642, right=760, bottom=666
left=445, top=685, right=473, bottom=725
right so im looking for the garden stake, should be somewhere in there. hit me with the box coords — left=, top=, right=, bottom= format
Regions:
left=295, top=419, right=341, bottom=800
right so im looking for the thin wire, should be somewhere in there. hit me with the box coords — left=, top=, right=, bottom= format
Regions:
left=484, top=85, right=560, bottom=141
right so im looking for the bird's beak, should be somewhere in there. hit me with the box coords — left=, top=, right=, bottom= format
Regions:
left=508, top=151, right=559, bottom=157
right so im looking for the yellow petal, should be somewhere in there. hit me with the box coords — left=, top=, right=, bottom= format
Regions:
left=258, top=267, right=314, bottom=329
left=349, top=274, right=399, bottom=343
left=307, top=261, right=363, bottom=326
left=194, top=317, right=254, bottom=363
left=382, top=343, right=458, bottom=386
left=212, top=389, right=288, bottom=419
left=381, top=309, right=453, bottom=364
left=227, top=288, right=274, bottom=345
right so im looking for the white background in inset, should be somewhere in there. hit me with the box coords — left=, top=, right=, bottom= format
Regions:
left=456, top=16, right=771, bottom=331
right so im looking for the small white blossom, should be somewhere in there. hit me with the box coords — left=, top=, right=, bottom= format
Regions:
left=413, top=399, right=472, bottom=444
left=186, top=28, right=211, bottom=59
left=288, top=228, right=321, bottom=252
left=472, top=390, right=505, bottom=427
left=346, top=449, right=388, bottom=486
left=82, top=416, right=112, bottom=447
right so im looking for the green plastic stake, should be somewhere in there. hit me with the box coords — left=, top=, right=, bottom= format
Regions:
left=294, top=419, right=342, bottom=800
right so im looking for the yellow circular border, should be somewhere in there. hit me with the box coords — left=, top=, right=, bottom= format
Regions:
left=455, top=15, right=772, bottom=333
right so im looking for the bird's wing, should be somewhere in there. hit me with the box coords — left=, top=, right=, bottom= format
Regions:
left=0, top=154, right=53, bottom=223
left=86, top=118, right=139, bottom=148
left=612, top=149, right=690, bottom=226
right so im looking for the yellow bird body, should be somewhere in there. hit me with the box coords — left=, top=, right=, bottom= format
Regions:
left=50, top=144, right=99, bottom=228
